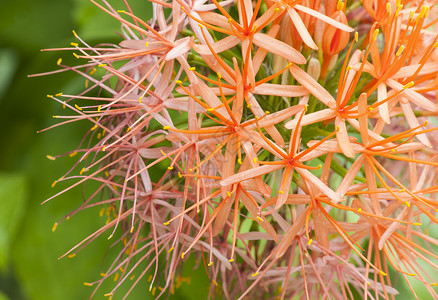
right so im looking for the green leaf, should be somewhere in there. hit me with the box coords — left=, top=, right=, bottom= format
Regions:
left=0, top=173, right=27, bottom=273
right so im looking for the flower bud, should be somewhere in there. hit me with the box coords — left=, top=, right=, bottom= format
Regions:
left=307, top=57, right=321, bottom=81
left=322, top=10, right=350, bottom=56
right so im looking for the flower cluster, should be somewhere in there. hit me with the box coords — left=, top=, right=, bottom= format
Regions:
left=38, top=0, right=438, bottom=299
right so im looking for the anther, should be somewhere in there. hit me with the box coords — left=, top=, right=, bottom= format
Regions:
left=168, top=247, right=174, bottom=253
left=189, top=67, right=196, bottom=71
left=372, top=29, right=379, bottom=41
left=251, top=272, right=259, bottom=277
left=73, top=53, right=79, bottom=59
left=70, top=42, right=79, bottom=47
left=208, top=262, right=213, bottom=266
left=307, top=239, right=313, bottom=246
left=75, top=104, right=82, bottom=111
left=68, top=253, right=76, bottom=258
left=52, top=222, right=58, bottom=232
left=84, top=282, right=93, bottom=286
left=57, top=58, right=62, bottom=65
left=46, top=155, right=56, bottom=161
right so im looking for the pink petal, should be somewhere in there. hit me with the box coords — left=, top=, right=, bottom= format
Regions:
left=253, top=83, right=309, bottom=97
left=253, top=33, right=306, bottom=64
left=295, top=4, right=354, bottom=32
left=287, top=8, right=318, bottom=50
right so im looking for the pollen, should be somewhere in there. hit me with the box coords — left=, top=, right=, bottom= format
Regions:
left=372, top=29, right=379, bottom=41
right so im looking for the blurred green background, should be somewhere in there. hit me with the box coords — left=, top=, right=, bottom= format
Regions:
left=0, top=0, right=435, bottom=299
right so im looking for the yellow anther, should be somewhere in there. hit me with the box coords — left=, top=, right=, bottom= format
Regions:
left=229, top=258, right=234, bottom=262
left=253, top=158, right=257, bottom=163
left=104, top=293, right=113, bottom=297
left=307, top=239, right=313, bottom=246
left=178, top=172, right=182, bottom=178
left=160, top=149, right=166, bottom=156
left=55, top=93, right=63, bottom=97
left=168, top=166, right=174, bottom=170
left=56, top=58, right=62, bottom=65
left=72, top=30, right=78, bottom=38
left=287, top=62, right=292, bottom=67
left=423, top=120, right=428, bottom=126
left=100, top=273, right=107, bottom=277
left=336, top=0, right=344, bottom=11
left=68, top=253, right=76, bottom=258
left=51, top=180, right=57, bottom=188
left=197, top=209, right=200, bottom=213
left=207, top=108, right=214, bottom=112
left=391, top=149, right=395, bottom=153
left=198, top=24, right=204, bottom=28
left=80, top=167, right=88, bottom=175
left=372, top=29, right=379, bottom=41
left=386, top=3, right=391, bottom=15
left=113, top=273, right=119, bottom=281
left=52, top=222, right=58, bottom=232
left=69, top=152, right=77, bottom=157
left=399, top=189, right=406, bottom=193
left=434, top=42, right=438, bottom=49
left=256, top=216, right=264, bottom=222
left=47, top=94, right=53, bottom=98
left=89, top=68, right=97, bottom=75
left=139, top=96, right=142, bottom=103
left=265, top=111, right=270, bottom=115
left=168, top=247, right=174, bottom=253
left=189, top=168, right=193, bottom=172
left=274, top=7, right=280, bottom=12
left=97, top=105, right=101, bottom=112
left=84, top=282, right=93, bottom=286
left=91, top=124, right=98, bottom=131
left=70, top=42, right=79, bottom=47
left=247, top=104, right=252, bottom=108
left=346, top=66, right=352, bottom=71
left=227, top=18, right=232, bottom=23
left=237, top=158, right=242, bottom=164
left=396, top=45, right=405, bottom=56
left=409, top=11, right=415, bottom=21
left=304, top=105, right=308, bottom=112
left=379, top=271, right=387, bottom=276
left=189, top=67, right=196, bottom=71
left=317, top=164, right=322, bottom=170
left=278, top=190, right=284, bottom=194
left=163, top=222, right=170, bottom=226
left=52, top=115, right=58, bottom=118
left=146, top=41, right=149, bottom=47
left=208, top=262, right=213, bottom=266
left=251, top=272, right=259, bottom=277
left=413, top=223, right=422, bottom=226
left=217, top=72, right=222, bottom=79
left=73, top=53, right=79, bottom=59
left=431, top=283, right=438, bottom=286
left=46, top=155, right=56, bottom=161
left=102, top=146, right=106, bottom=151
left=163, top=126, right=170, bottom=130
left=354, top=32, right=358, bottom=42
left=357, top=208, right=362, bottom=213
left=117, top=10, right=126, bottom=13
left=405, top=201, right=410, bottom=207
left=74, top=104, right=82, bottom=111
left=226, top=191, right=231, bottom=197
left=181, top=252, right=185, bottom=259
left=130, top=226, right=134, bottom=233
left=336, top=126, right=341, bottom=131
left=368, top=107, right=374, bottom=112
left=107, top=234, right=113, bottom=240
left=126, top=127, right=131, bottom=132
left=98, top=64, right=107, bottom=67
left=419, top=6, right=429, bottom=18
left=212, top=280, right=218, bottom=286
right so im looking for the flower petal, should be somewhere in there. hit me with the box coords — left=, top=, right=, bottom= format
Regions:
left=253, top=33, right=306, bottom=64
